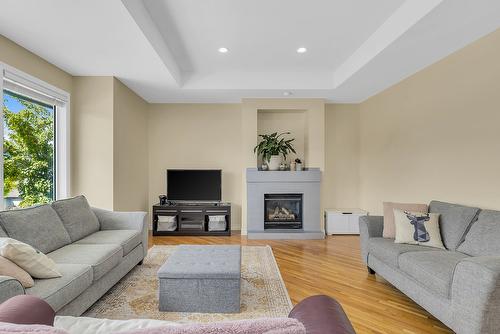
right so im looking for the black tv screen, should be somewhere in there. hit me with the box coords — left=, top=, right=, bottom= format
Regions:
left=167, top=169, right=221, bottom=201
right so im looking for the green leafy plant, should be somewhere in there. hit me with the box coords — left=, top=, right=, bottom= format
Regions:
left=3, top=94, right=54, bottom=208
left=253, top=132, right=296, bottom=162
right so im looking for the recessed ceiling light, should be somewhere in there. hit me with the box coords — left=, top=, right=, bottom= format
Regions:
left=283, top=91, right=293, bottom=96
left=296, top=47, right=307, bottom=54
left=218, top=47, right=229, bottom=53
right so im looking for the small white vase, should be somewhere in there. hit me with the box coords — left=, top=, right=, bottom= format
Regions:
left=267, top=155, right=281, bottom=171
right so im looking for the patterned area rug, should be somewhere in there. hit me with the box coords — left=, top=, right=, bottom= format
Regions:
left=84, top=245, right=292, bottom=323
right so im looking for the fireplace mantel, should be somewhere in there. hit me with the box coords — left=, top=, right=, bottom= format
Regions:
left=246, top=168, right=324, bottom=239
left=246, top=168, right=321, bottom=183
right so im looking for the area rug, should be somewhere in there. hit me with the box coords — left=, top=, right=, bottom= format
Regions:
left=84, top=245, right=292, bottom=323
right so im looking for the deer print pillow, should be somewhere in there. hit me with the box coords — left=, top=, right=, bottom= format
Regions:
left=393, top=209, right=445, bottom=249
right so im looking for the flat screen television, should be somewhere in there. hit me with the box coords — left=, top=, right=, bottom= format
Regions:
left=167, top=169, right=221, bottom=202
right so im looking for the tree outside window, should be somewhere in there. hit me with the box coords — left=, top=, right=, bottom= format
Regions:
left=3, top=90, right=55, bottom=209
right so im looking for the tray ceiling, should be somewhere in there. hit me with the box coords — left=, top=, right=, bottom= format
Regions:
left=0, top=0, right=499, bottom=102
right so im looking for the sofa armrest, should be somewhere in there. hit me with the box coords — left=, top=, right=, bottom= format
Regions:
left=451, top=256, right=500, bottom=334
left=92, top=208, right=148, bottom=257
left=0, top=276, right=25, bottom=304
left=359, top=216, right=383, bottom=265
left=288, top=295, right=356, bottom=334
left=359, top=216, right=383, bottom=238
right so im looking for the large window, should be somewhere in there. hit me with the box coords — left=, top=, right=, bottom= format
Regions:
left=3, top=90, right=56, bottom=209
left=0, top=63, right=70, bottom=210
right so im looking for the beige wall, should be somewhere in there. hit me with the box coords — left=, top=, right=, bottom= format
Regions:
left=242, top=99, right=326, bottom=169
left=358, top=28, right=500, bottom=215
left=113, top=78, right=149, bottom=212
left=324, top=104, right=360, bottom=210
left=71, top=77, right=149, bottom=212
left=147, top=104, right=243, bottom=229
left=71, top=77, right=115, bottom=209
left=240, top=101, right=258, bottom=233
left=257, top=110, right=306, bottom=165
left=0, top=35, right=72, bottom=94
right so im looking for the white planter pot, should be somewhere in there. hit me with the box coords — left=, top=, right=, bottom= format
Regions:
left=267, top=155, right=282, bottom=171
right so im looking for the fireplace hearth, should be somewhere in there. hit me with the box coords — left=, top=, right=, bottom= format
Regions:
left=264, top=194, right=302, bottom=229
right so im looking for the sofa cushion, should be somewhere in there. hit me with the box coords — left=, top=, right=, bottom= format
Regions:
left=0, top=205, right=71, bottom=254
left=383, top=202, right=428, bottom=238
left=26, top=263, right=92, bottom=312
left=457, top=209, right=500, bottom=256
left=367, top=237, right=441, bottom=268
left=47, top=244, right=122, bottom=281
left=399, top=251, right=469, bottom=298
left=51, top=196, right=100, bottom=242
left=75, top=230, right=141, bottom=256
left=429, top=201, right=480, bottom=250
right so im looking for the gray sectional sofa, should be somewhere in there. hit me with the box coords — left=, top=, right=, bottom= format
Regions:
left=360, top=200, right=500, bottom=334
left=0, top=195, right=148, bottom=316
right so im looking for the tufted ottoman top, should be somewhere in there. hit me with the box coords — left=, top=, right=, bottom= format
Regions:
left=158, top=245, right=241, bottom=279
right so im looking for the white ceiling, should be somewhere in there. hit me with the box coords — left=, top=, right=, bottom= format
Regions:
left=0, top=0, right=499, bottom=103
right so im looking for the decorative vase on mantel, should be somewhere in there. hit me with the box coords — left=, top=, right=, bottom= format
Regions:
left=267, top=155, right=281, bottom=171
left=295, top=158, right=303, bottom=171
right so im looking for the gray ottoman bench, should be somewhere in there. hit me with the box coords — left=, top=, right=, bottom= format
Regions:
left=157, top=245, right=241, bottom=313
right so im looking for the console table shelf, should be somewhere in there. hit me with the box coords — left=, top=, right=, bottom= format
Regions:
left=152, top=203, right=231, bottom=236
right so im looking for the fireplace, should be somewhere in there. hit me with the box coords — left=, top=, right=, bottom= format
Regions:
left=264, top=194, right=303, bottom=229
left=247, top=168, right=322, bottom=239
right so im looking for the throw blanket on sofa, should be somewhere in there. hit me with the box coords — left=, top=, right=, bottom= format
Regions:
left=117, top=318, right=305, bottom=334
left=0, top=322, right=67, bottom=334
left=0, top=318, right=305, bottom=334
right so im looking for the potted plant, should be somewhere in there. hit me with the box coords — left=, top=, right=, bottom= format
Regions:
left=254, top=132, right=296, bottom=171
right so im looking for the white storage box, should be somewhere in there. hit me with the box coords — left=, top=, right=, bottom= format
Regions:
left=208, top=215, right=227, bottom=231
left=325, top=208, right=367, bottom=235
left=157, top=215, right=177, bottom=231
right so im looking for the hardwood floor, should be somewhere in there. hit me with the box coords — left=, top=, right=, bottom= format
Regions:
left=150, top=233, right=453, bottom=334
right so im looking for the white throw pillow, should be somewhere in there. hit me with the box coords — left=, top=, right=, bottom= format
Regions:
left=393, top=210, right=445, bottom=249
left=0, top=238, right=61, bottom=278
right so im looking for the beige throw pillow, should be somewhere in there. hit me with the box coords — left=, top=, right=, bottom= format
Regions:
left=0, top=255, right=34, bottom=288
left=383, top=202, right=428, bottom=238
left=394, top=210, right=445, bottom=249
left=0, top=238, right=61, bottom=279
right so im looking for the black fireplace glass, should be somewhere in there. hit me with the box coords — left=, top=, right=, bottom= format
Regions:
left=264, top=193, right=303, bottom=229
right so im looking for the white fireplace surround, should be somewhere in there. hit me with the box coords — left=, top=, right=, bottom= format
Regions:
left=246, top=168, right=323, bottom=239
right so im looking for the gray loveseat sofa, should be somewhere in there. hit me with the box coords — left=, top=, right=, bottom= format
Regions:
left=360, top=200, right=500, bottom=334
left=0, top=195, right=148, bottom=316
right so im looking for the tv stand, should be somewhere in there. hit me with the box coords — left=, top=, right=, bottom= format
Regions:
left=152, top=202, right=231, bottom=236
